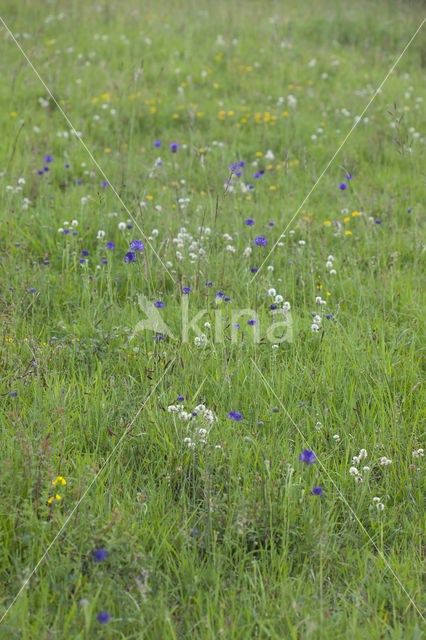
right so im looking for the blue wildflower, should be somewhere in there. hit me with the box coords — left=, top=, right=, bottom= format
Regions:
left=339, top=183, right=348, bottom=191
left=254, top=236, right=267, bottom=247
left=247, top=319, right=257, bottom=326
left=182, top=286, right=191, bottom=293
left=170, top=142, right=179, bottom=153
left=154, top=301, right=164, bottom=308
left=311, top=486, right=323, bottom=496
left=93, top=548, right=107, bottom=562
left=228, top=411, right=242, bottom=421
left=97, top=611, right=111, bottom=623
left=125, top=251, right=137, bottom=263
left=130, top=239, right=144, bottom=251
left=251, top=267, right=258, bottom=273
left=177, top=395, right=184, bottom=401
left=299, top=450, right=316, bottom=464
left=81, top=250, right=89, bottom=256
left=245, top=219, right=255, bottom=226
left=154, top=140, right=162, bottom=147
left=106, top=242, right=115, bottom=250
left=44, top=155, right=53, bottom=163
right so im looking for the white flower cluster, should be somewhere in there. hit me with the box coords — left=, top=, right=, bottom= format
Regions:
left=371, top=496, right=385, bottom=512
left=325, top=254, right=337, bottom=275
left=58, top=220, right=78, bottom=233
left=379, top=456, right=392, bottom=466
left=168, top=403, right=217, bottom=449
left=172, top=226, right=209, bottom=263
left=268, top=288, right=291, bottom=311
left=194, top=334, right=207, bottom=347
left=349, top=448, right=369, bottom=483
left=412, top=448, right=424, bottom=459
left=311, top=296, right=327, bottom=333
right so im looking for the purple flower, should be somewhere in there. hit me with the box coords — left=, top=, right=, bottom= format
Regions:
left=251, top=267, right=258, bottom=273
left=238, top=161, right=246, bottom=168
left=38, top=170, right=44, bottom=175
left=375, top=219, right=381, bottom=224
left=259, top=169, right=265, bottom=175
left=125, top=251, right=137, bottom=263
left=245, top=219, right=255, bottom=226
left=43, top=167, right=50, bottom=172
left=177, top=395, right=184, bottom=401
left=80, top=259, right=86, bottom=264
left=232, top=323, right=241, bottom=329
left=228, top=411, right=242, bottom=421
left=97, top=611, right=111, bottom=624
left=130, top=239, right=144, bottom=251
left=77, top=179, right=83, bottom=185
left=29, top=288, right=37, bottom=293
left=10, top=392, right=17, bottom=397
left=126, top=224, right=133, bottom=229
left=81, top=250, right=89, bottom=256
left=229, top=163, right=238, bottom=170
left=254, top=236, right=267, bottom=247
left=65, top=163, right=70, bottom=168
left=63, top=229, right=70, bottom=235
left=101, top=181, right=109, bottom=187
left=154, top=140, right=162, bottom=147
left=205, top=281, right=213, bottom=287
left=170, top=142, right=179, bottom=153
left=235, top=170, right=242, bottom=177
left=339, top=183, right=348, bottom=191
left=215, top=292, right=225, bottom=298
left=101, top=259, right=108, bottom=264
left=106, top=242, right=115, bottom=250
left=43, top=260, right=50, bottom=265
left=93, top=548, right=107, bottom=562
left=44, top=155, right=53, bottom=163
left=311, top=486, right=323, bottom=496
left=154, top=301, right=164, bottom=308
left=299, top=450, right=316, bottom=464
left=182, top=286, right=191, bottom=293
left=224, top=296, right=231, bottom=302
left=268, top=221, right=275, bottom=226
left=247, top=319, right=257, bottom=326
left=253, top=172, right=261, bottom=179
left=326, top=314, right=332, bottom=319
left=345, top=173, right=353, bottom=180
left=270, top=304, right=277, bottom=310
left=407, top=208, right=412, bottom=213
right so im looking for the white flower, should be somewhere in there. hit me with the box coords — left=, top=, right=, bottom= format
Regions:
left=349, top=467, right=359, bottom=476
left=268, top=288, right=276, bottom=297
left=226, top=245, right=236, bottom=253
left=376, top=503, right=384, bottom=511
left=372, top=497, right=380, bottom=503
left=354, top=476, right=363, bottom=483
left=359, top=449, right=367, bottom=459
left=283, top=301, right=291, bottom=311
left=118, top=222, right=126, bottom=230
left=380, top=457, right=392, bottom=466
left=313, top=315, right=322, bottom=324
left=267, top=265, right=274, bottom=272
left=326, top=261, right=333, bottom=269
left=97, top=230, right=105, bottom=239
left=243, top=246, right=252, bottom=257
left=329, top=269, right=337, bottom=275
left=311, top=323, right=319, bottom=333
left=265, top=149, right=275, bottom=160
left=275, top=295, right=284, bottom=303
left=298, top=240, right=306, bottom=246
left=287, top=94, right=297, bottom=107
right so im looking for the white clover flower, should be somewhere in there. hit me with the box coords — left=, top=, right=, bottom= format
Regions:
left=359, top=449, right=367, bottom=459
left=267, top=265, right=274, bottom=272
left=329, top=269, right=337, bottom=275
left=326, top=261, right=333, bottom=269
left=226, top=245, right=236, bottom=253
left=97, top=230, right=105, bottom=239
left=272, top=344, right=279, bottom=349
left=298, top=240, right=306, bottom=246
left=243, top=246, right=252, bottom=257
left=118, top=222, right=126, bottom=230
left=363, top=466, right=370, bottom=471
left=380, top=457, right=392, bottom=466
left=167, top=405, right=178, bottom=413
left=151, top=228, right=159, bottom=237
left=349, top=466, right=359, bottom=476
left=376, top=503, right=385, bottom=511
left=315, top=296, right=323, bottom=304
left=268, top=288, right=276, bottom=297
left=354, top=476, right=363, bottom=483
left=313, top=315, right=322, bottom=324
left=372, top=497, right=380, bottom=503
left=327, top=255, right=335, bottom=261
left=283, top=301, right=291, bottom=311
left=352, top=456, right=360, bottom=465
left=311, top=323, right=319, bottom=333
left=204, top=322, right=211, bottom=329
left=275, top=295, right=284, bottom=304
left=333, top=434, right=340, bottom=441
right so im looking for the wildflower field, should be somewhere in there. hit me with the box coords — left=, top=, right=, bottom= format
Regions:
left=0, top=0, right=425, bottom=637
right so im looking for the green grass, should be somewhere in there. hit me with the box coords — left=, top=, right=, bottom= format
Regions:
left=0, top=0, right=425, bottom=637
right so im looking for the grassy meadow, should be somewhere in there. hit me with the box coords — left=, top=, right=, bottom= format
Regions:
left=0, top=0, right=425, bottom=637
